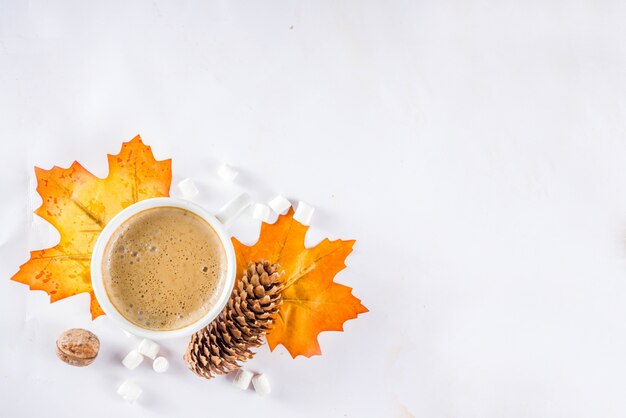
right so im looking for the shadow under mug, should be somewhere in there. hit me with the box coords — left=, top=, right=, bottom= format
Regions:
left=90, top=194, right=251, bottom=340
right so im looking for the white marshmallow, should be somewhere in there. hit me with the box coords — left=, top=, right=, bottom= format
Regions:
left=215, top=193, right=252, bottom=228
left=177, top=178, right=199, bottom=198
left=122, top=350, right=144, bottom=370
left=137, top=339, right=160, bottom=360
left=117, top=380, right=142, bottom=403
left=293, top=201, right=315, bottom=225
left=252, top=203, right=271, bottom=222
left=232, top=368, right=254, bottom=390
left=252, top=373, right=271, bottom=396
left=268, top=195, right=291, bottom=215
left=218, top=163, right=238, bottom=182
left=152, top=356, right=169, bottom=373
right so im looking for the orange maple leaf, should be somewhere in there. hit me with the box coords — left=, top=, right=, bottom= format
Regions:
left=11, top=136, right=171, bottom=318
left=232, top=209, right=368, bottom=358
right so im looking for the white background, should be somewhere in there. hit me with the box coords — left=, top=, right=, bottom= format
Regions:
left=2, top=0, right=626, bottom=417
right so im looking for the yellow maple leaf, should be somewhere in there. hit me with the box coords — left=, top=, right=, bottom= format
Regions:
left=11, top=136, right=172, bottom=318
left=232, top=209, right=368, bottom=358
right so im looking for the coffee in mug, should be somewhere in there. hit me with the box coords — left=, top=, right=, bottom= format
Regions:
left=102, top=206, right=228, bottom=331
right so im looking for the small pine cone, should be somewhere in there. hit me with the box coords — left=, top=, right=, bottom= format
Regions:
left=184, top=260, right=283, bottom=378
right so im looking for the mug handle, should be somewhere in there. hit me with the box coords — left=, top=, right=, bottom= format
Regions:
left=215, top=192, right=252, bottom=228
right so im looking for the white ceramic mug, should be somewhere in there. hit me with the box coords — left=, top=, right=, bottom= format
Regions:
left=91, top=194, right=251, bottom=340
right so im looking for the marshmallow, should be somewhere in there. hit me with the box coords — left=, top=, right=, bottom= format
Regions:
left=177, top=178, right=199, bottom=198
left=137, top=339, right=160, bottom=360
left=152, top=356, right=169, bottom=373
left=122, top=350, right=144, bottom=370
left=218, top=163, right=238, bottom=182
left=252, top=373, right=271, bottom=396
left=293, top=201, right=315, bottom=225
left=232, top=368, right=254, bottom=390
left=117, top=380, right=142, bottom=403
left=252, top=203, right=271, bottom=222
left=215, top=193, right=252, bottom=227
left=268, top=195, right=291, bottom=215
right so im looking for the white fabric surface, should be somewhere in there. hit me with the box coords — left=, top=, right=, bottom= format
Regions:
left=3, top=1, right=626, bottom=417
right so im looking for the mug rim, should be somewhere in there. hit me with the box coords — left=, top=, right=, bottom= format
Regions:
left=90, top=197, right=237, bottom=340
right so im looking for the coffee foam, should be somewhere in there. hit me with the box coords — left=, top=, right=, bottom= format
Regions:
left=102, top=207, right=227, bottom=331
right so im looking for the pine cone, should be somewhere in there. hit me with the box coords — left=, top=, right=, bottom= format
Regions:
left=184, top=260, right=283, bottom=378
